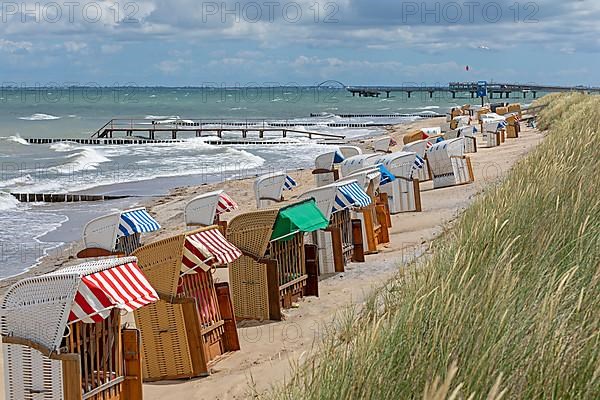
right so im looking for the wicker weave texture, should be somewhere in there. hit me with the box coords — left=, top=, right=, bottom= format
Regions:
left=1, top=274, right=80, bottom=351
left=229, top=256, right=269, bottom=320
left=3, top=344, right=63, bottom=400
left=134, top=300, right=193, bottom=380
left=226, top=209, right=279, bottom=258
left=132, top=234, right=185, bottom=297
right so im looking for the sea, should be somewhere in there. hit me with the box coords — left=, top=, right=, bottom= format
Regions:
left=0, top=86, right=531, bottom=278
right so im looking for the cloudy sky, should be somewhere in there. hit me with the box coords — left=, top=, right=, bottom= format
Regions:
left=0, top=0, right=598, bottom=86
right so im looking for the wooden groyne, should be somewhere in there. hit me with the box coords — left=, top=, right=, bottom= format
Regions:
left=309, top=113, right=446, bottom=118
left=10, top=193, right=130, bottom=203
left=24, top=138, right=327, bottom=146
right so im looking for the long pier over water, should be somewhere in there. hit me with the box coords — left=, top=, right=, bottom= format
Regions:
left=345, top=82, right=600, bottom=98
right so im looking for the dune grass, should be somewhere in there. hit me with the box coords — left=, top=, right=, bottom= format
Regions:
left=271, top=93, right=600, bottom=399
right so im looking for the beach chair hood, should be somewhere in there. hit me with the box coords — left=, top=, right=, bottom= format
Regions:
left=185, top=190, right=238, bottom=227
left=300, top=180, right=372, bottom=220
left=255, top=172, right=298, bottom=208
left=340, top=154, right=380, bottom=177
left=1, top=257, right=157, bottom=352
left=337, top=145, right=362, bottom=158
left=373, top=136, right=395, bottom=152
left=270, top=199, right=329, bottom=242
left=367, top=151, right=422, bottom=180
left=82, top=207, right=160, bottom=252
left=315, top=150, right=344, bottom=170
left=226, top=209, right=280, bottom=258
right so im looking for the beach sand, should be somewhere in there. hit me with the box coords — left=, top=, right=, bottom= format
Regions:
left=0, top=118, right=545, bottom=400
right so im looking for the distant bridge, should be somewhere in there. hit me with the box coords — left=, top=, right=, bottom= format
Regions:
left=344, top=82, right=600, bottom=99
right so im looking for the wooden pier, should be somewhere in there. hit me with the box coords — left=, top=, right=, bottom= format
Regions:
left=345, top=82, right=600, bottom=99
left=91, top=119, right=352, bottom=140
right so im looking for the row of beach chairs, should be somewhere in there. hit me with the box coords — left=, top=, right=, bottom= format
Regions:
left=0, top=104, right=527, bottom=399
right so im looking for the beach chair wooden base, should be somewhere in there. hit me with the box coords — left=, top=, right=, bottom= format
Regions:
left=231, top=242, right=318, bottom=321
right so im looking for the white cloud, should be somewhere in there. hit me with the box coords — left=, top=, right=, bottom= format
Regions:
left=101, top=44, right=123, bottom=54
left=64, top=41, right=88, bottom=53
left=156, top=59, right=187, bottom=74
left=0, top=39, right=33, bottom=53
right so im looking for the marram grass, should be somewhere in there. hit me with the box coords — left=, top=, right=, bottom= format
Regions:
left=270, top=94, right=599, bottom=399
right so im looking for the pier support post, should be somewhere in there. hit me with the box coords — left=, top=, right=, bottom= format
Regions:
left=429, top=91, right=433, bottom=98
left=386, top=91, right=390, bottom=98
left=489, top=92, right=493, bottom=99
left=451, top=91, right=456, bottom=99
left=471, top=92, right=475, bottom=98
left=172, top=130, right=177, bottom=140
left=242, top=130, right=247, bottom=138
left=533, top=91, right=537, bottom=98
left=259, top=130, right=264, bottom=138
left=523, top=92, right=527, bottom=98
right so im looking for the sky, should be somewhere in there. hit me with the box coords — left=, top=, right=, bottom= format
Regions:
left=0, top=0, right=598, bottom=86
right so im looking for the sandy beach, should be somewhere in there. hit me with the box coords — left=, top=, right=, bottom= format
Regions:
left=0, top=118, right=545, bottom=400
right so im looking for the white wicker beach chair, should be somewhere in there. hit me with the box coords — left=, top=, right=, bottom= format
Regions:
left=337, top=169, right=385, bottom=252
left=300, top=180, right=371, bottom=273
left=444, top=126, right=478, bottom=153
left=185, top=190, right=238, bottom=227
left=373, top=136, right=395, bottom=153
left=427, top=137, right=474, bottom=189
left=78, top=207, right=161, bottom=258
left=254, top=172, right=288, bottom=208
left=1, top=257, right=157, bottom=400
left=313, top=150, right=344, bottom=187
left=402, top=139, right=434, bottom=182
left=421, top=127, right=442, bottom=136
left=481, top=113, right=506, bottom=147
left=339, top=154, right=381, bottom=178
left=337, top=145, right=362, bottom=158
left=366, top=152, right=423, bottom=214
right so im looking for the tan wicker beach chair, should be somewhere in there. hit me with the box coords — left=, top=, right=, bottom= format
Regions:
left=226, top=200, right=326, bottom=321
left=131, top=226, right=241, bottom=381
left=1, top=257, right=156, bottom=400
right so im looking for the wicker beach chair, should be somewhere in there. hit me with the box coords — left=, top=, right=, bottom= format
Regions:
left=366, top=151, right=424, bottom=214
left=505, top=112, right=521, bottom=138
left=481, top=113, right=507, bottom=147
left=131, top=226, right=242, bottom=381
left=300, top=180, right=371, bottom=274
left=313, top=150, right=345, bottom=187
left=339, top=154, right=380, bottom=178
left=444, top=126, right=478, bottom=153
left=373, top=136, right=396, bottom=153
left=225, top=200, right=327, bottom=321
left=337, top=145, right=362, bottom=158
left=254, top=171, right=298, bottom=209
left=185, top=190, right=238, bottom=228
left=1, top=257, right=157, bottom=400
left=338, top=169, right=390, bottom=253
left=77, top=207, right=160, bottom=258
left=402, top=139, right=434, bottom=182
left=427, top=137, right=475, bottom=189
